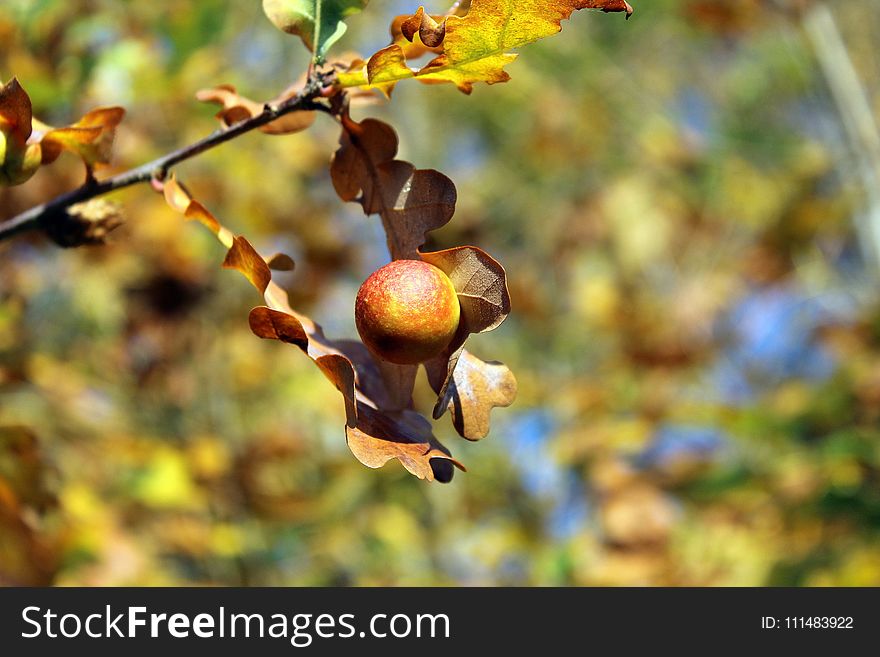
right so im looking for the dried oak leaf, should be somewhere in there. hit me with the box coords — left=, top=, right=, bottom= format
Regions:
left=390, top=12, right=445, bottom=60
left=337, top=0, right=634, bottom=94
left=35, top=106, right=126, bottom=172
left=1, top=77, right=125, bottom=184
left=160, top=176, right=462, bottom=481
left=330, top=114, right=456, bottom=260
left=420, top=246, right=516, bottom=439
left=425, top=350, right=517, bottom=440
left=162, top=174, right=234, bottom=247
left=330, top=114, right=516, bottom=440
left=329, top=113, right=450, bottom=409
left=346, top=403, right=460, bottom=482
left=195, top=83, right=315, bottom=135
left=400, top=7, right=447, bottom=47
left=421, top=245, right=511, bottom=334
left=243, top=264, right=462, bottom=482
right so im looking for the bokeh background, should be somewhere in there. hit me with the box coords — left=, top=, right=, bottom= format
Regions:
left=3, top=0, right=880, bottom=586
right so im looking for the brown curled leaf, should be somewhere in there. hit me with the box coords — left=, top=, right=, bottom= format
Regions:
left=328, top=114, right=515, bottom=440
left=314, top=354, right=359, bottom=428
left=400, top=8, right=426, bottom=42
left=196, top=84, right=315, bottom=135
left=240, top=265, right=456, bottom=475
left=224, top=241, right=451, bottom=472
left=330, top=116, right=397, bottom=202
left=420, top=245, right=511, bottom=334
left=418, top=245, right=513, bottom=435
left=222, top=235, right=272, bottom=295
left=400, top=7, right=447, bottom=48
left=162, top=174, right=195, bottom=214
left=246, top=291, right=447, bottom=473
left=38, top=107, right=126, bottom=171
left=389, top=16, right=442, bottom=61
left=346, top=403, right=464, bottom=482
left=162, top=175, right=233, bottom=246
left=248, top=305, right=309, bottom=350
left=159, top=177, right=465, bottom=480
left=425, top=327, right=468, bottom=420
left=247, top=291, right=412, bottom=423
left=185, top=201, right=225, bottom=238
left=0, top=78, right=33, bottom=145
left=331, top=115, right=456, bottom=260
left=349, top=5, right=471, bottom=94
left=425, top=350, right=517, bottom=441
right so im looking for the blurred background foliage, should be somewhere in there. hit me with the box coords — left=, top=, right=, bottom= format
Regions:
left=3, top=0, right=880, bottom=585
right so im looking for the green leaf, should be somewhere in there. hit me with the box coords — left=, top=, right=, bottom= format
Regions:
left=262, top=0, right=369, bottom=61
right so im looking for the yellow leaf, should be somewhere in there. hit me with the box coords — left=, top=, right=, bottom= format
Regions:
left=39, top=106, right=125, bottom=170
left=336, top=45, right=414, bottom=97
left=340, top=0, right=633, bottom=94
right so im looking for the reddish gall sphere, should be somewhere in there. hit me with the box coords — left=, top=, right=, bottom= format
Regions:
left=355, top=259, right=461, bottom=364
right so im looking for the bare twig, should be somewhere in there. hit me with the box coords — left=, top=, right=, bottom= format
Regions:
left=0, top=75, right=331, bottom=245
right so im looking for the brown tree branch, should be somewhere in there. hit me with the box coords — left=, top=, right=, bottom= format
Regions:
left=0, top=75, right=331, bottom=246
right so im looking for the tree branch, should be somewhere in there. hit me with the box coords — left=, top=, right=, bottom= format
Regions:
left=0, top=75, right=331, bottom=245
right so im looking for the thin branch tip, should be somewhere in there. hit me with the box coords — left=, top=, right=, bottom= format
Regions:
left=1, top=81, right=327, bottom=246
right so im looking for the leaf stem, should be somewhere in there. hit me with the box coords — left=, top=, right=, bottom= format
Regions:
left=0, top=75, right=331, bottom=245
left=313, top=0, right=323, bottom=65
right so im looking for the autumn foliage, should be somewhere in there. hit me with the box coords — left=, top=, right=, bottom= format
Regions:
left=5, top=0, right=880, bottom=591
left=0, top=1, right=632, bottom=481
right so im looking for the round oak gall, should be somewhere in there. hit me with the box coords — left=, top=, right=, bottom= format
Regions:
left=355, top=259, right=461, bottom=365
